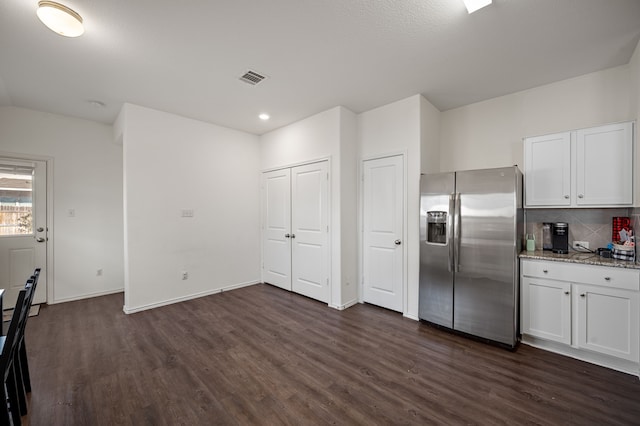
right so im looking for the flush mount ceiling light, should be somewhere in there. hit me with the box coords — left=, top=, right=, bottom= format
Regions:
left=36, top=1, right=84, bottom=37
left=463, top=0, right=492, bottom=14
left=259, top=113, right=270, bottom=121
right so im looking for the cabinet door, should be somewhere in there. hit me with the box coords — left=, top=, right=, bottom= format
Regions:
left=575, top=284, right=639, bottom=362
left=524, top=132, right=571, bottom=207
left=576, top=122, right=633, bottom=206
left=521, top=277, right=572, bottom=344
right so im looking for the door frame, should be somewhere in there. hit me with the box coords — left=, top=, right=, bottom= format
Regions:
left=260, top=156, right=332, bottom=305
left=0, top=151, right=54, bottom=305
left=358, top=151, right=408, bottom=315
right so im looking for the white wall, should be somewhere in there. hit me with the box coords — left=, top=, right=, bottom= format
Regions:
left=339, top=107, right=358, bottom=305
left=260, top=106, right=358, bottom=309
left=0, top=106, right=124, bottom=302
left=440, top=64, right=634, bottom=172
left=358, top=94, right=437, bottom=320
left=120, top=104, right=261, bottom=313
left=420, top=96, right=442, bottom=174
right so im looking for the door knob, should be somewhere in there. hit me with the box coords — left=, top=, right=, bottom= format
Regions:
left=37, top=227, right=44, bottom=232
left=36, top=237, right=45, bottom=243
left=394, top=239, right=401, bottom=245
left=284, top=234, right=291, bottom=238
left=291, top=234, right=296, bottom=239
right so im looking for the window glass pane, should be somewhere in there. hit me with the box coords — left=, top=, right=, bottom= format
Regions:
left=0, top=171, right=33, bottom=236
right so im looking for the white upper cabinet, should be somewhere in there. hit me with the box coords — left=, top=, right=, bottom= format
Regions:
left=525, top=132, right=571, bottom=206
left=524, top=121, right=634, bottom=208
left=576, top=122, right=633, bottom=206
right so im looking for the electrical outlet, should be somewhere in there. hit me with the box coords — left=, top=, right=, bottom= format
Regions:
left=573, top=241, right=589, bottom=250
left=181, top=271, right=188, bottom=280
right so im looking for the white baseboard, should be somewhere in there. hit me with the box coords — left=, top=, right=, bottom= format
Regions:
left=123, top=280, right=259, bottom=314
left=403, top=313, right=419, bottom=321
left=329, top=298, right=359, bottom=311
left=51, top=288, right=124, bottom=304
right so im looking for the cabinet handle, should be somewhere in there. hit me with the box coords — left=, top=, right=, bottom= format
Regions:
left=578, top=194, right=584, bottom=198
left=564, top=291, right=570, bottom=295
left=564, top=195, right=570, bottom=199
left=580, top=294, right=586, bottom=297
left=542, top=269, right=548, bottom=273
left=604, top=277, right=611, bottom=281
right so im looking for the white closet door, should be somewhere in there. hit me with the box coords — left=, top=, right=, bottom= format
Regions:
left=262, top=168, right=292, bottom=291
left=291, top=162, right=329, bottom=303
left=362, top=155, right=404, bottom=312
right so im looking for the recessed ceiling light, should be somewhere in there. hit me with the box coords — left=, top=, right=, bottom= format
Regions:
left=259, top=113, right=270, bottom=121
left=88, top=100, right=105, bottom=108
left=36, top=1, right=84, bottom=37
left=463, top=0, right=492, bottom=14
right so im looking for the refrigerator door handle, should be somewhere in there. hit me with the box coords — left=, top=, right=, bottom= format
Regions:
left=454, top=192, right=461, bottom=272
left=448, top=193, right=455, bottom=273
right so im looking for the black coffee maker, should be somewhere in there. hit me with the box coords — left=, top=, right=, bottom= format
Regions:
left=552, top=222, right=569, bottom=254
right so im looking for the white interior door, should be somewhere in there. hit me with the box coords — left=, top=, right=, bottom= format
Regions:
left=0, top=159, right=47, bottom=309
left=362, top=155, right=404, bottom=312
left=262, top=168, right=292, bottom=291
left=291, top=162, right=329, bottom=303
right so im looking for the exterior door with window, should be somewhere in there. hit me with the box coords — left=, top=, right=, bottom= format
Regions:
left=0, top=159, right=47, bottom=309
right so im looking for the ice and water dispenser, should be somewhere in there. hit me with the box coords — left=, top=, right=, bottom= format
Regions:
left=427, top=211, right=448, bottom=244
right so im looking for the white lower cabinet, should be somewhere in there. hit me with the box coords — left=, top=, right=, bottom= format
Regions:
left=575, top=284, right=639, bottom=362
left=522, top=277, right=571, bottom=345
left=521, top=259, right=640, bottom=375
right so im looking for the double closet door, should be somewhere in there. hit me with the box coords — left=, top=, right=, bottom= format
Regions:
left=262, top=161, right=329, bottom=303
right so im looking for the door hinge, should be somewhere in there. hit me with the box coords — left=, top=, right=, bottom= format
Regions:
left=327, top=172, right=329, bottom=180
left=327, top=225, right=329, bottom=233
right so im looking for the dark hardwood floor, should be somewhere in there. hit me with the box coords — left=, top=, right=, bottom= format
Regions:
left=22, top=283, right=640, bottom=425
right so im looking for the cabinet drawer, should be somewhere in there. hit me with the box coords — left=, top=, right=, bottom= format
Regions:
left=521, top=259, right=639, bottom=291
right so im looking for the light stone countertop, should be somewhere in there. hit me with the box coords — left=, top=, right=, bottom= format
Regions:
left=519, top=249, right=640, bottom=270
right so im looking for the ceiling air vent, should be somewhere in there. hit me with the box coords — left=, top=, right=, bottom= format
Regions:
left=239, top=70, right=267, bottom=86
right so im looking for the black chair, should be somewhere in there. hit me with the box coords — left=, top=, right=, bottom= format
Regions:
left=17, top=268, right=40, bottom=397
left=0, top=289, right=28, bottom=425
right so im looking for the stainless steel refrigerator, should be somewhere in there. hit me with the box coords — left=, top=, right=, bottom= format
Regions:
left=419, top=166, right=523, bottom=348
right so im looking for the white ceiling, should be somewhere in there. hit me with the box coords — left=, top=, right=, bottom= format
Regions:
left=1, top=0, right=639, bottom=135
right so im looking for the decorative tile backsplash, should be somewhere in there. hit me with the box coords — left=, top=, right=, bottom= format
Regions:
left=525, top=208, right=633, bottom=251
